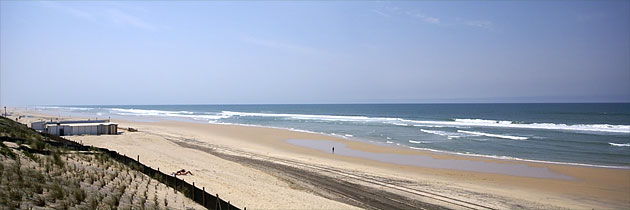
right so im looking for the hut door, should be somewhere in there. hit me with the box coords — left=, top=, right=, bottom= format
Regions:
left=59, top=128, right=65, bottom=136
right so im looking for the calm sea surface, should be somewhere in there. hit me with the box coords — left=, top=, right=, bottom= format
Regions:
left=34, top=104, right=630, bottom=168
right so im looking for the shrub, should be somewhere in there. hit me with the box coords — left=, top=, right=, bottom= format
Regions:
left=87, top=194, right=99, bottom=209
left=32, top=183, right=44, bottom=194
left=22, top=150, right=38, bottom=161
left=71, top=188, right=86, bottom=204
left=52, top=151, right=64, bottom=167
left=0, top=142, right=16, bottom=159
left=31, top=139, right=45, bottom=150
left=50, top=182, right=65, bottom=200
left=34, top=195, right=46, bottom=207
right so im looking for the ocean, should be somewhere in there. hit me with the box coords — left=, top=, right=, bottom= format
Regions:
left=33, top=103, right=630, bottom=168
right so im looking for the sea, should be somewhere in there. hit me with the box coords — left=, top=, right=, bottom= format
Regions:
left=33, top=103, right=630, bottom=169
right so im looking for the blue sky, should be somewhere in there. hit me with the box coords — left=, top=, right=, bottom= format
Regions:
left=1, top=1, right=629, bottom=105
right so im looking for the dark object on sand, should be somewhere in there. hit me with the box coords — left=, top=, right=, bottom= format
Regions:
left=128, top=127, right=138, bottom=132
left=172, top=169, right=193, bottom=176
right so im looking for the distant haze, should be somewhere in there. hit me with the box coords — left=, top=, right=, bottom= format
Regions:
left=1, top=1, right=629, bottom=105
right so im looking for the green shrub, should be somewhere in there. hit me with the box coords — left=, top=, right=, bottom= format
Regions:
left=22, top=150, right=38, bottom=161
left=0, top=142, right=16, bottom=159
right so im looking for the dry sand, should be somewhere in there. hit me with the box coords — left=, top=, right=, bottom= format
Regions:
left=10, top=108, right=630, bottom=209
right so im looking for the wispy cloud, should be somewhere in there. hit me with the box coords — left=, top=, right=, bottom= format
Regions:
left=464, top=20, right=493, bottom=29
left=40, top=1, right=165, bottom=31
left=106, top=9, right=157, bottom=31
left=403, top=11, right=440, bottom=24
left=375, top=5, right=495, bottom=30
left=371, top=9, right=390, bottom=18
left=242, top=36, right=325, bottom=55
left=457, top=18, right=494, bottom=30
left=378, top=6, right=440, bottom=24
left=40, top=1, right=94, bottom=20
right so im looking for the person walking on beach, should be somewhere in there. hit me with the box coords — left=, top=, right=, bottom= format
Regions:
left=332, top=146, right=335, bottom=154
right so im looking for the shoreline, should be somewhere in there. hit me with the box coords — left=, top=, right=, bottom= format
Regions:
left=30, top=108, right=630, bottom=170
left=203, top=121, right=630, bottom=170
left=10, top=107, right=630, bottom=209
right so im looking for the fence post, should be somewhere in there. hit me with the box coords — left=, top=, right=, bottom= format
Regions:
left=202, top=187, right=206, bottom=207
left=137, top=155, right=139, bottom=162
left=216, top=194, right=221, bottom=210
left=228, top=201, right=231, bottom=210
left=192, top=182, right=195, bottom=200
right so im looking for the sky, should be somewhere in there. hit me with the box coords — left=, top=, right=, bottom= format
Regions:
left=1, top=1, right=629, bottom=105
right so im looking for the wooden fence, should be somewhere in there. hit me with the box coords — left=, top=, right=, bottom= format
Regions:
left=38, top=132, right=241, bottom=210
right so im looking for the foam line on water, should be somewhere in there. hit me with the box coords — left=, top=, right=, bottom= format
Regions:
left=222, top=111, right=630, bottom=133
left=407, top=147, right=630, bottom=169
left=609, top=142, right=630, bottom=147
left=409, top=140, right=430, bottom=144
left=419, top=129, right=463, bottom=139
left=457, top=130, right=528, bottom=140
left=39, top=107, right=630, bottom=133
left=108, top=108, right=229, bottom=120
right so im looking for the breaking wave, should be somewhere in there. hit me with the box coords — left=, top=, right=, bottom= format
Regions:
left=109, top=108, right=229, bottom=120
left=409, top=140, right=430, bottom=144
left=419, top=129, right=462, bottom=139
left=35, top=107, right=630, bottom=134
left=457, top=130, right=528, bottom=140
left=609, top=142, right=630, bottom=147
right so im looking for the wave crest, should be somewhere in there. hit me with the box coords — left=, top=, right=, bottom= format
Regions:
left=609, top=142, right=630, bottom=147
left=457, top=130, right=528, bottom=140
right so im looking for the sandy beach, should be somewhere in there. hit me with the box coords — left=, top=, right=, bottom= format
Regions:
left=11, top=108, right=630, bottom=209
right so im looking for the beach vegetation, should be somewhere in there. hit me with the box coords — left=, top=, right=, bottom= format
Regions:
left=0, top=116, right=204, bottom=209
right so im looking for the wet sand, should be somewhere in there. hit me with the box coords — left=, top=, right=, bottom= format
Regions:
left=11, top=108, right=630, bottom=209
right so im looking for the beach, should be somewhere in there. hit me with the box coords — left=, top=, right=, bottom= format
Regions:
left=11, top=108, right=630, bottom=209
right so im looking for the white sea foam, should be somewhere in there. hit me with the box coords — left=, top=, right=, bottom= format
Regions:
left=345, top=134, right=354, bottom=137
left=407, top=146, right=630, bottom=169
left=386, top=141, right=394, bottom=144
left=389, top=122, right=409, bottom=126
left=609, top=142, right=630, bottom=147
left=109, top=108, right=229, bottom=120
left=419, top=129, right=448, bottom=136
left=68, top=107, right=629, bottom=134
left=419, top=129, right=464, bottom=139
left=221, top=111, right=399, bottom=122
left=412, top=125, right=445, bottom=128
left=447, top=119, right=630, bottom=134
left=458, top=130, right=528, bottom=140
left=220, top=111, right=630, bottom=133
left=409, top=140, right=429, bottom=144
